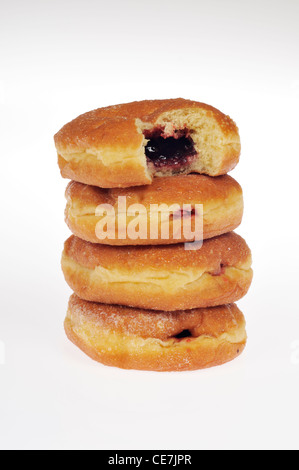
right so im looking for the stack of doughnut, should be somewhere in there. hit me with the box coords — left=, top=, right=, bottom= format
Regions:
left=55, top=98, right=253, bottom=372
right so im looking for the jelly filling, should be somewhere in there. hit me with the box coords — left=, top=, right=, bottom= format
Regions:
left=174, top=329, right=193, bottom=340
left=145, top=129, right=197, bottom=169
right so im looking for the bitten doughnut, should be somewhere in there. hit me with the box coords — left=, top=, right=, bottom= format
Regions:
left=61, top=232, right=253, bottom=311
left=55, top=99, right=241, bottom=188
left=65, top=175, right=244, bottom=245
left=65, top=295, right=247, bottom=371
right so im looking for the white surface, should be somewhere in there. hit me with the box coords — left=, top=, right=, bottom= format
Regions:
left=0, top=0, right=299, bottom=450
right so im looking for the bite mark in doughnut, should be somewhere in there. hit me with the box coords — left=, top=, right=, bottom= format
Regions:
left=54, top=99, right=241, bottom=188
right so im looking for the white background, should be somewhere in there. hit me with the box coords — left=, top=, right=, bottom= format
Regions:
left=0, top=0, right=299, bottom=450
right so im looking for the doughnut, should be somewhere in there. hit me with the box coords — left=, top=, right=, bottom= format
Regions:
left=65, top=295, right=247, bottom=371
left=65, top=175, right=244, bottom=245
left=55, top=99, right=241, bottom=188
left=61, top=232, right=253, bottom=311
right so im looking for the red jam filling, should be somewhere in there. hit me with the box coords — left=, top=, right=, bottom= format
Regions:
left=144, top=127, right=197, bottom=170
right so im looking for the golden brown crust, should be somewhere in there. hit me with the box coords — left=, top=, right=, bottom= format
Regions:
left=63, top=232, right=251, bottom=271
left=56, top=99, right=238, bottom=152
left=67, top=294, right=244, bottom=340
left=61, top=233, right=253, bottom=311
left=65, top=295, right=247, bottom=371
left=65, top=175, right=244, bottom=244
left=55, top=99, right=241, bottom=188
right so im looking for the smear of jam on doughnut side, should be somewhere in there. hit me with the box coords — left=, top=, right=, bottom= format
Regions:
left=211, top=264, right=226, bottom=276
left=171, top=208, right=197, bottom=219
left=144, top=127, right=197, bottom=170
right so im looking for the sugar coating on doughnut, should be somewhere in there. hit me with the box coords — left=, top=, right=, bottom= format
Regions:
left=55, top=99, right=241, bottom=188
left=64, top=295, right=247, bottom=371
left=61, top=233, right=253, bottom=311
left=64, top=174, right=244, bottom=245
